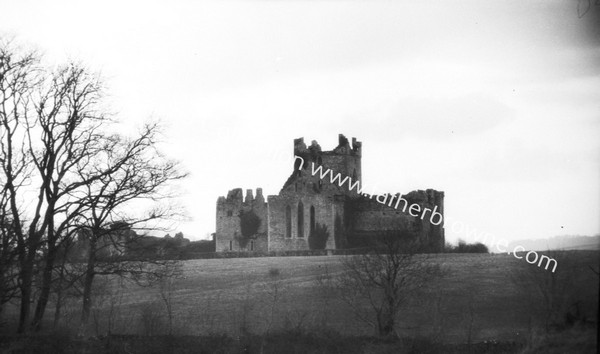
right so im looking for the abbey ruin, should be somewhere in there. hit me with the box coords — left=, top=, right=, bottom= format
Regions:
left=215, top=134, right=445, bottom=253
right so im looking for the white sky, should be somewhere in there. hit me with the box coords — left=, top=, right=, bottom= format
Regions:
left=1, top=0, right=599, bottom=243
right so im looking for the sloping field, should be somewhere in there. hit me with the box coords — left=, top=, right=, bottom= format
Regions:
left=56, top=252, right=598, bottom=344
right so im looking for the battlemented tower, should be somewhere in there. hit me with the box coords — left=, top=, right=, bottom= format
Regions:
left=282, top=134, right=362, bottom=197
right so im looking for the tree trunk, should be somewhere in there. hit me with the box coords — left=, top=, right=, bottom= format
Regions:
left=17, top=247, right=37, bottom=333
left=377, top=305, right=396, bottom=337
left=378, top=316, right=395, bottom=337
left=79, top=237, right=97, bottom=336
left=31, top=240, right=58, bottom=331
left=53, top=289, right=63, bottom=328
left=53, top=261, right=66, bottom=328
left=17, top=271, right=32, bottom=333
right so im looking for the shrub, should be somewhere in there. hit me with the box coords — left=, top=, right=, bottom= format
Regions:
left=308, top=223, right=329, bottom=250
left=268, top=267, right=281, bottom=277
left=237, top=210, right=261, bottom=248
left=239, top=210, right=260, bottom=238
left=138, top=302, right=167, bottom=336
left=520, top=327, right=596, bottom=354
left=445, top=240, right=489, bottom=253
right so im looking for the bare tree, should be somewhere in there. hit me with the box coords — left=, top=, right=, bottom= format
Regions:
left=460, top=286, right=479, bottom=352
left=0, top=40, right=186, bottom=333
left=50, top=235, right=80, bottom=328
left=72, top=122, right=186, bottom=334
left=331, top=233, right=445, bottom=337
left=0, top=40, right=42, bottom=331
left=510, top=250, right=581, bottom=333
left=260, top=268, right=284, bottom=334
left=0, top=196, right=19, bottom=318
left=157, top=262, right=183, bottom=336
left=27, top=62, right=119, bottom=331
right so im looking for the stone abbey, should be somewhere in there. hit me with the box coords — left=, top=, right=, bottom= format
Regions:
left=215, top=134, right=445, bottom=253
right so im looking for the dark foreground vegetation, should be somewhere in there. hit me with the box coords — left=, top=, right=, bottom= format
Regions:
left=1, top=327, right=597, bottom=354
left=0, top=330, right=525, bottom=354
left=444, top=240, right=489, bottom=253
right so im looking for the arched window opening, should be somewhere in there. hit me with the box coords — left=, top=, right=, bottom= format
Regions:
left=310, top=205, right=316, bottom=234
left=285, top=205, right=292, bottom=238
left=294, top=157, right=303, bottom=171
left=297, top=201, right=304, bottom=238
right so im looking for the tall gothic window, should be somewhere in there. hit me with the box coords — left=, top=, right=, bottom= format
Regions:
left=297, top=201, right=304, bottom=238
left=285, top=205, right=292, bottom=238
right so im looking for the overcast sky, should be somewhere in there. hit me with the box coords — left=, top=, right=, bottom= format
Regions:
left=1, top=0, right=599, bottom=243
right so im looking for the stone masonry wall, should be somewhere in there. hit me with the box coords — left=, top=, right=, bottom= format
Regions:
left=349, top=189, right=445, bottom=252
left=216, top=188, right=268, bottom=252
left=288, top=134, right=362, bottom=198
left=216, top=134, right=444, bottom=253
left=267, top=193, right=337, bottom=251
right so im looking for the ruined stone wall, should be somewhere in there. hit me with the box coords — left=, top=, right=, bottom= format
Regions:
left=350, top=199, right=415, bottom=231
left=269, top=134, right=359, bottom=252
left=289, top=134, right=362, bottom=198
left=267, top=193, right=338, bottom=251
left=216, top=188, right=268, bottom=252
left=215, top=134, right=444, bottom=254
left=348, top=189, right=445, bottom=252
left=321, top=135, right=361, bottom=186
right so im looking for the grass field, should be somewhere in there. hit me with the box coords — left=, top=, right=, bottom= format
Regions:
left=37, top=250, right=598, bottom=347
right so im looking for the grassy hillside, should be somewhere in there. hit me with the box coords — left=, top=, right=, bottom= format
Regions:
left=37, top=251, right=597, bottom=347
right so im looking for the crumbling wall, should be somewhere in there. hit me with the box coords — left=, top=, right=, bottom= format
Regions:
left=267, top=192, right=338, bottom=251
left=215, top=134, right=445, bottom=254
left=348, top=189, right=445, bottom=252
left=216, top=188, right=268, bottom=252
left=282, top=134, right=362, bottom=197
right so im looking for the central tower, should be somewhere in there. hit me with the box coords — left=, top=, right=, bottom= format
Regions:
left=292, top=134, right=362, bottom=196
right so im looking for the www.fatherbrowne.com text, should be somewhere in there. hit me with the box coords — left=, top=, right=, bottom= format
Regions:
left=293, top=156, right=443, bottom=225
left=293, top=155, right=558, bottom=273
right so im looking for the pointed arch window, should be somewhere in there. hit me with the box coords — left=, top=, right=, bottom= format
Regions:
left=297, top=201, right=304, bottom=238
left=285, top=205, right=292, bottom=238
